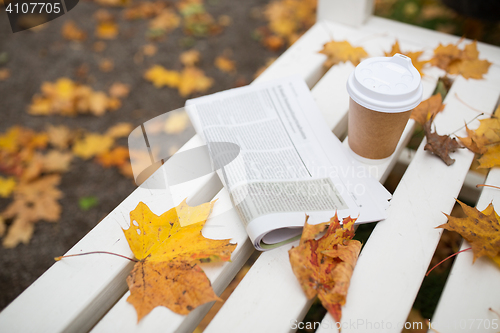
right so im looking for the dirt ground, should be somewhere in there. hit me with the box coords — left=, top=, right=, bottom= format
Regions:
left=0, top=0, right=278, bottom=310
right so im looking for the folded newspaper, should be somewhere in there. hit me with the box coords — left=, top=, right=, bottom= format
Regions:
left=186, top=77, right=391, bottom=250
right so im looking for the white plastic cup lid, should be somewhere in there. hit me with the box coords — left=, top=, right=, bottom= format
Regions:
left=346, top=53, right=423, bottom=113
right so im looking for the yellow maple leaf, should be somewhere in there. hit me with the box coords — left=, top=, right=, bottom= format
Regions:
left=144, top=65, right=181, bottom=88
left=431, top=41, right=491, bottom=79
left=178, top=67, right=213, bottom=97
left=46, top=125, right=73, bottom=150
left=438, top=200, right=500, bottom=267
left=0, top=177, right=16, bottom=198
left=477, top=145, right=500, bottom=169
left=149, top=8, right=181, bottom=33
left=72, top=133, right=115, bottom=159
left=319, top=40, right=368, bottom=69
left=124, top=199, right=236, bottom=321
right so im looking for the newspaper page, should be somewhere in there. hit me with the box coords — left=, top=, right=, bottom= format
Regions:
left=186, top=77, right=391, bottom=250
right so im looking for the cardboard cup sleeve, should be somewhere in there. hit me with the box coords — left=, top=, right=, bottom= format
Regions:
left=348, top=98, right=411, bottom=159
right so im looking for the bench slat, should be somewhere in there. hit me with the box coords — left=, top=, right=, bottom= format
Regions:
left=203, top=25, right=441, bottom=333
left=317, top=77, right=499, bottom=333
left=429, top=168, right=500, bottom=333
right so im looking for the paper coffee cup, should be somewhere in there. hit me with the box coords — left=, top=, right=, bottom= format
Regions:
left=346, top=53, right=423, bottom=159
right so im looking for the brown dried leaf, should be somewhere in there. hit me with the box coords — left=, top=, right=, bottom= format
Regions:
left=423, top=117, right=462, bottom=166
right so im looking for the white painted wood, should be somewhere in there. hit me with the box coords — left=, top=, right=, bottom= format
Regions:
left=317, top=0, right=374, bottom=27
left=203, top=35, right=440, bottom=333
left=317, top=77, right=500, bottom=333
left=429, top=168, right=500, bottom=333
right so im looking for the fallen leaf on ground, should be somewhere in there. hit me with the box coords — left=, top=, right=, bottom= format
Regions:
left=438, top=200, right=500, bottom=267
left=215, top=55, right=236, bottom=73
left=124, top=199, right=236, bottom=321
left=29, top=78, right=122, bottom=116
left=164, top=111, right=190, bottom=134
left=0, top=176, right=16, bottom=198
left=0, top=68, right=10, bottom=81
left=62, top=20, right=87, bottom=41
left=1, top=175, right=62, bottom=248
left=96, top=21, right=119, bottom=39
left=431, top=41, right=491, bottom=79
left=95, top=0, right=130, bottom=7
left=142, top=44, right=157, bottom=56
left=262, top=0, right=316, bottom=47
left=40, top=150, right=73, bottom=173
left=319, top=40, right=368, bottom=69
left=99, top=59, right=114, bottom=72
left=109, top=82, right=130, bottom=98
left=178, top=0, right=222, bottom=37
left=72, top=133, right=115, bottom=160
left=180, top=49, right=200, bottom=66
left=410, top=94, right=445, bottom=125
left=178, top=66, right=213, bottom=97
left=144, top=65, right=181, bottom=88
left=289, top=214, right=360, bottom=323
left=148, top=8, right=181, bottom=35
left=96, top=146, right=129, bottom=167
left=106, top=122, right=133, bottom=138
left=123, top=1, right=166, bottom=20
left=385, top=40, right=427, bottom=76
left=46, top=125, right=73, bottom=150
left=423, top=117, right=462, bottom=166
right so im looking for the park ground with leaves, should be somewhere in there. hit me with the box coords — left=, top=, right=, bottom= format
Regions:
left=0, top=0, right=499, bottom=330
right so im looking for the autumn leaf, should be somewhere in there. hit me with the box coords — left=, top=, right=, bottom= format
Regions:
left=178, top=66, right=213, bottom=97
left=430, top=41, right=491, bottom=79
left=410, top=94, right=445, bottom=125
left=385, top=40, right=427, bottom=76
left=62, top=20, right=87, bottom=41
left=477, top=145, right=500, bottom=169
left=319, top=40, right=368, bottom=69
left=109, top=82, right=130, bottom=99
left=215, top=55, right=236, bottom=73
left=0, top=68, right=10, bottom=81
left=0, top=176, right=16, bottom=198
left=144, top=65, right=181, bottom=88
left=178, top=0, right=222, bottom=37
left=180, top=49, right=201, bottom=67
left=124, top=199, right=236, bottom=321
left=46, top=125, right=74, bottom=150
left=423, top=117, right=462, bottom=166
left=72, top=133, right=115, bottom=160
left=106, top=122, right=133, bottom=139
left=96, top=146, right=129, bottom=167
left=99, top=59, right=114, bottom=72
left=438, top=200, right=500, bottom=267
left=289, top=214, right=360, bottom=323
left=40, top=150, right=73, bottom=173
left=29, top=78, right=122, bottom=117
left=148, top=8, right=181, bottom=35
left=1, top=175, right=62, bottom=248
left=96, top=21, right=119, bottom=39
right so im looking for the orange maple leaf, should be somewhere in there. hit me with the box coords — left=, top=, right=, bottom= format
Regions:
left=438, top=200, right=500, bottom=267
left=289, top=214, right=360, bottom=323
left=431, top=41, right=491, bottom=79
left=124, top=199, right=236, bottom=321
left=410, top=94, right=445, bottom=125
left=319, top=40, right=368, bottom=69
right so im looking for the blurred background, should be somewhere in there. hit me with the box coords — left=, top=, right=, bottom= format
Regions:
left=0, top=0, right=499, bottom=330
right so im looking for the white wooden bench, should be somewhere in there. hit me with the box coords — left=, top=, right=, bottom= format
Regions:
left=1, top=1, right=500, bottom=332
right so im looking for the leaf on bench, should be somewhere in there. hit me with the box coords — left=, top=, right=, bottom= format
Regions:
left=123, top=199, right=237, bottom=322
left=319, top=40, right=368, bottom=69
left=438, top=200, right=500, bottom=268
left=288, top=214, right=361, bottom=324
